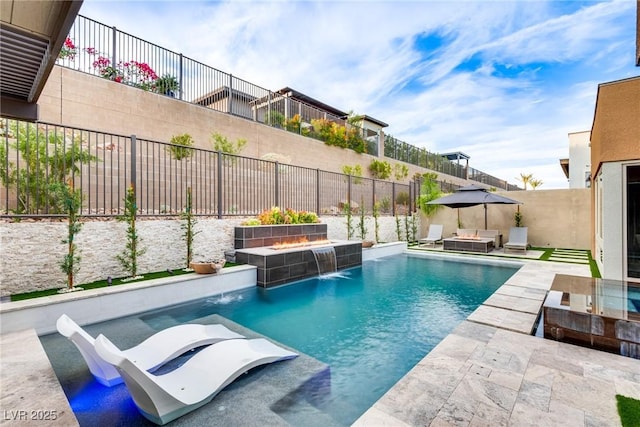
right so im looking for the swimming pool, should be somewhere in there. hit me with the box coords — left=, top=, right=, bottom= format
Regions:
left=42, top=253, right=518, bottom=426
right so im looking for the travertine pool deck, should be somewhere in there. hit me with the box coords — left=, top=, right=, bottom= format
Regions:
left=353, top=255, right=640, bottom=426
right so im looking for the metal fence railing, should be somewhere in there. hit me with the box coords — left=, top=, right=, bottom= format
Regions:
left=0, top=118, right=416, bottom=219
left=383, top=135, right=520, bottom=191
left=56, top=15, right=522, bottom=186
left=58, top=16, right=376, bottom=156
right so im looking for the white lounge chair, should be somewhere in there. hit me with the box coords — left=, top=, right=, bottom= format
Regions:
left=419, top=224, right=443, bottom=247
left=95, top=334, right=298, bottom=425
left=504, top=227, right=528, bottom=254
left=56, top=314, right=245, bottom=386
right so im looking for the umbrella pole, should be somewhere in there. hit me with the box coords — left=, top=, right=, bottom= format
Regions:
left=484, top=204, right=487, bottom=230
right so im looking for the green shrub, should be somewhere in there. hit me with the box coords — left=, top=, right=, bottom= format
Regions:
left=343, top=164, right=363, bottom=185
left=245, top=207, right=321, bottom=225
left=396, top=191, right=410, bottom=206
left=265, top=110, right=285, bottom=127
left=369, top=159, right=392, bottom=179
left=167, top=133, right=194, bottom=160
left=0, top=121, right=97, bottom=214
left=211, top=132, right=246, bottom=155
left=394, top=163, right=409, bottom=181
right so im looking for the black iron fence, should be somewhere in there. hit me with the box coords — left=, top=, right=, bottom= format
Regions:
left=383, top=135, right=521, bottom=191
left=57, top=15, right=518, bottom=186
left=58, top=16, right=379, bottom=156
left=0, top=118, right=425, bottom=218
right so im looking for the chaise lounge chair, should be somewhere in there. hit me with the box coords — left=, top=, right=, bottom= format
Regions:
left=56, top=314, right=245, bottom=386
left=95, top=334, right=298, bottom=425
left=504, top=227, right=528, bottom=254
left=419, top=224, right=443, bottom=247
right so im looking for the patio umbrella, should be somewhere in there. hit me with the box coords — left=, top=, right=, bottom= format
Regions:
left=427, top=184, right=521, bottom=229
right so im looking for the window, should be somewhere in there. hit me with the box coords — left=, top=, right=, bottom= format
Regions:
left=627, top=164, right=640, bottom=279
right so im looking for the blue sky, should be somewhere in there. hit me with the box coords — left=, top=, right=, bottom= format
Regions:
left=78, top=0, right=638, bottom=189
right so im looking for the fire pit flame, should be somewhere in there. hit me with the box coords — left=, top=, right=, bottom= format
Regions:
left=456, top=234, right=480, bottom=240
left=272, top=237, right=331, bottom=250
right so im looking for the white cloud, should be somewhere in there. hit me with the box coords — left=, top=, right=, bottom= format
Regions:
left=78, top=0, right=639, bottom=189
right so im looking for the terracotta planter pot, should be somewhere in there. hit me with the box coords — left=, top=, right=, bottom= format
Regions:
left=190, top=260, right=226, bottom=274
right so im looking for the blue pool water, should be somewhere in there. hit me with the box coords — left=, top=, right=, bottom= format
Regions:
left=43, top=254, right=518, bottom=426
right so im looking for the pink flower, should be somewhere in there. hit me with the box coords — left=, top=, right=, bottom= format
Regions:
left=64, top=37, right=75, bottom=49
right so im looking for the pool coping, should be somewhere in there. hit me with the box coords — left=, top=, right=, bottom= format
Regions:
left=0, top=265, right=258, bottom=335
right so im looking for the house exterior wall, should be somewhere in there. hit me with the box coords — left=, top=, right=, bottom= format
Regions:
left=590, top=77, right=640, bottom=176
left=420, top=189, right=591, bottom=250
left=568, top=131, right=591, bottom=188
left=590, top=76, right=640, bottom=281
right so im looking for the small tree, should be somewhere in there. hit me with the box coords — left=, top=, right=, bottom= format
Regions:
left=517, top=173, right=533, bottom=190
left=0, top=121, right=97, bottom=214
left=372, top=201, right=381, bottom=243
left=357, top=196, right=368, bottom=241
left=343, top=203, right=354, bottom=240
left=410, top=214, right=418, bottom=243
left=530, top=178, right=543, bottom=190
left=53, top=181, right=83, bottom=290
left=395, top=213, right=403, bottom=241
left=181, top=187, right=200, bottom=269
left=211, top=132, right=247, bottom=165
left=514, top=206, right=523, bottom=227
left=404, top=214, right=410, bottom=243
left=416, top=173, right=443, bottom=217
left=117, top=185, right=146, bottom=278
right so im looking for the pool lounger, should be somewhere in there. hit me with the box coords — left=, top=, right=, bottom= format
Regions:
left=56, top=314, right=245, bottom=386
left=95, top=334, right=298, bottom=425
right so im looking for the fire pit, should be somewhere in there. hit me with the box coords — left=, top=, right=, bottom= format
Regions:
left=443, top=237, right=494, bottom=253
left=234, top=224, right=362, bottom=287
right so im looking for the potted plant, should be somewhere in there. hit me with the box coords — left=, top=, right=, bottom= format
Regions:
left=154, top=74, right=179, bottom=97
left=190, top=258, right=226, bottom=274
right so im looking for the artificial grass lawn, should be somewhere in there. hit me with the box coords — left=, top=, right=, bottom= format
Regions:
left=10, top=262, right=239, bottom=302
left=617, top=395, right=640, bottom=427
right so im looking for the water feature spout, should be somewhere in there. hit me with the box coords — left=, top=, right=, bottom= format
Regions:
left=311, top=247, right=337, bottom=275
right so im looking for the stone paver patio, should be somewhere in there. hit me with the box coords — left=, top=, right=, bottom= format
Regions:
left=353, top=255, right=640, bottom=426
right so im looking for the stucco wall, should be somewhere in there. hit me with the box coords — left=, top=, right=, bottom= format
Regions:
left=38, top=67, right=470, bottom=187
left=590, top=77, right=640, bottom=176
left=420, top=189, right=591, bottom=250
left=0, top=215, right=402, bottom=296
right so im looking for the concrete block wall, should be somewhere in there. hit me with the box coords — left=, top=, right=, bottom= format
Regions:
left=38, top=67, right=470, bottom=188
